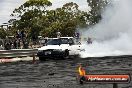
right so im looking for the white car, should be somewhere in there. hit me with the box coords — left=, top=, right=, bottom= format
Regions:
left=37, top=37, right=84, bottom=60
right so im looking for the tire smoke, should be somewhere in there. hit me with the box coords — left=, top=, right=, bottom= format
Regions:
left=80, top=0, right=132, bottom=58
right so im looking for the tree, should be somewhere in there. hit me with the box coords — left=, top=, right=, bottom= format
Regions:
left=87, top=0, right=108, bottom=25
left=39, top=2, right=90, bottom=37
left=10, top=1, right=90, bottom=38
left=10, top=0, right=52, bottom=40
left=0, top=28, right=7, bottom=39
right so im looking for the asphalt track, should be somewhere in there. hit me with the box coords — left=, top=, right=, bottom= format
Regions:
left=0, top=55, right=132, bottom=88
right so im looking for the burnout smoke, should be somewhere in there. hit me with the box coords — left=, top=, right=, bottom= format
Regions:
left=80, top=0, right=132, bottom=58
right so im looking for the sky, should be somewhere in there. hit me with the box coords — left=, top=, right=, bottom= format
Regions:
left=0, top=0, right=88, bottom=25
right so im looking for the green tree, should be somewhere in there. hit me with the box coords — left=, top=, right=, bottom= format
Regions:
left=11, top=0, right=52, bottom=40
left=0, top=28, right=7, bottom=39
left=10, top=1, right=90, bottom=38
left=40, top=2, right=90, bottom=37
left=87, top=0, right=108, bottom=25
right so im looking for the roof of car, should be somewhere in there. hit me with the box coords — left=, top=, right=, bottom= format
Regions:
left=60, top=37, right=74, bottom=39
left=44, top=38, right=58, bottom=39
left=44, top=37, right=74, bottom=39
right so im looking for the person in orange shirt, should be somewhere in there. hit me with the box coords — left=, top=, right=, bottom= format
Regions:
left=79, top=65, right=86, bottom=76
left=78, top=65, right=86, bottom=84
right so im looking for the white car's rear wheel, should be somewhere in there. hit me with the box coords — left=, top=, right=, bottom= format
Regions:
left=39, top=57, right=45, bottom=61
left=63, top=49, right=69, bottom=59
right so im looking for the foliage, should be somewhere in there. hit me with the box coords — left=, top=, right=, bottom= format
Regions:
left=0, top=28, right=8, bottom=39
left=10, top=1, right=90, bottom=38
left=8, top=0, right=108, bottom=39
left=10, top=0, right=52, bottom=39
left=87, top=0, right=108, bottom=25
left=39, top=2, right=90, bottom=37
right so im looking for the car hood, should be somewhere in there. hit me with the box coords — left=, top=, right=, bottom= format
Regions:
left=38, top=44, right=69, bottom=50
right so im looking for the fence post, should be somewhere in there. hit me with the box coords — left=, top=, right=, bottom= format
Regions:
left=32, top=53, right=35, bottom=63
left=113, top=83, right=118, bottom=88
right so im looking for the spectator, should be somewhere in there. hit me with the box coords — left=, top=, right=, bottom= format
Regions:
left=13, top=39, right=17, bottom=49
left=56, top=31, right=61, bottom=38
left=0, top=45, right=4, bottom=50
left=87, top=37, right=92, bottom=44
left=5, top=42, right=10, bottom=50
left=75, top=32, right=80, bottom=43
left=16, top=30, right=21, bottom=39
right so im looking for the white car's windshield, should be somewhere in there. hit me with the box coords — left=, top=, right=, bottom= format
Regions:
left=47, top=38, right=74, bottom=45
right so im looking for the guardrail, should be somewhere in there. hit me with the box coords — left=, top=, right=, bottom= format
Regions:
left=0, top=49, right=38, bottom=58
left=0, top=49, right=38, bottom=63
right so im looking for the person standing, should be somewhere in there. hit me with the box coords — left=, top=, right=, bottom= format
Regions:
left=56, top=31, right=61, bottom=38
left=87, top=37, right=92, bottom=44
left=75, top=32, right=80, bottom=44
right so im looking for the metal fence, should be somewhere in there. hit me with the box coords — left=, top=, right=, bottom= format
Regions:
left=0, top=49, right=38, bottom=58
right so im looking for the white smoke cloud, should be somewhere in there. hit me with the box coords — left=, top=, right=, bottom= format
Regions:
left=80, top=0, right=132, bottom=58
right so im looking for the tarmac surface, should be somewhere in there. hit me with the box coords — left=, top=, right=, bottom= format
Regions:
left=0, top=56, right=132, bottom=88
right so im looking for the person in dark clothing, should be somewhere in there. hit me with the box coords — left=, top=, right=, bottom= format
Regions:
left=87, top=37, right=92, bottom=44
left=21, top=30, right=25, bottom=39
left=16, top=30, right=21, bottom=39
left=13, top=39, right=17, bottom=49
left=5, top=42, right=10, bottom=50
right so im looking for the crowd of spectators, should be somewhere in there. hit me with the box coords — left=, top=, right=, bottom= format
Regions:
left=0, top=31, right=93, bottom=50
left=4, top=30, right=28, bottom=50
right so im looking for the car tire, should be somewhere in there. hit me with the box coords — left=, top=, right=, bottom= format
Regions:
left=39, top=57, right=45, bottom=61
left=63, top=49, right=69, bottom=59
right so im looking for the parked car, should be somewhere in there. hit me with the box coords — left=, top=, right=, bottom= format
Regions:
left=37, top=37, right=84, bottom=60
